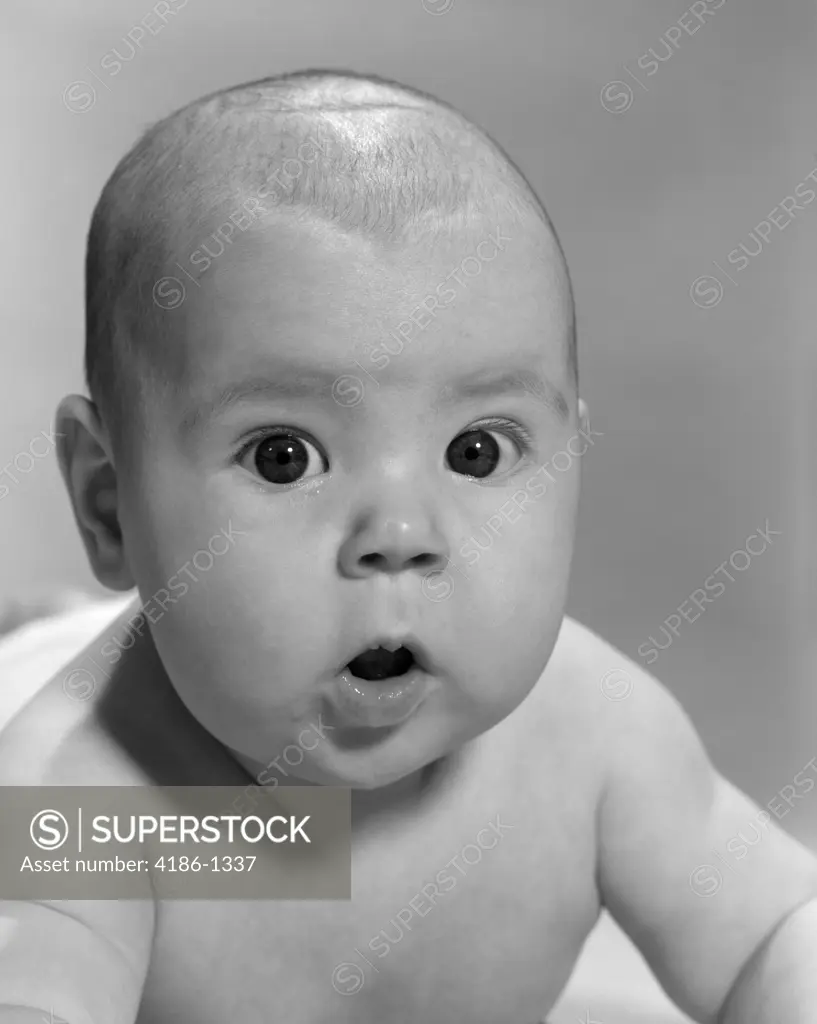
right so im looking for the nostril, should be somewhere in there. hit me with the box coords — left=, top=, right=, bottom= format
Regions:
left=358, top=551, right=441, bottom=572
left=359, top=552, right=388, bottom=570
left=409, top=553, right=440, bottom=570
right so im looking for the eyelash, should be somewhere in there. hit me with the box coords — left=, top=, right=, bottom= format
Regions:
left=469, top=416, right=535, bottom=455
left=234, top=426, right=327, bottom=469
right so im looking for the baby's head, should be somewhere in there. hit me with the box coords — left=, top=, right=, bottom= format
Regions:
left=58, top=70, right=588, bottom=789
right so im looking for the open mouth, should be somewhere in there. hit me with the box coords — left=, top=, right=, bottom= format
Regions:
left=346, top=645, right=416, bottom=682
left=329, top=637, right=436, bottom=729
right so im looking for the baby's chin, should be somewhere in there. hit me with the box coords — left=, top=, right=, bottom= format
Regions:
left=226, top=704, right=479, bottom=792
left=227, top=746, right=422, bottom=793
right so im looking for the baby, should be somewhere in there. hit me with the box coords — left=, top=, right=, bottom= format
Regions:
left=1, top=69, right=816, bottom=1024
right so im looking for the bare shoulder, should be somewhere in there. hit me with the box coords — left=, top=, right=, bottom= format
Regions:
left=531, top=614, right=656, bottom=725
left=549, top=616, right=725, bottom=868
left=532, top=615, right=703, bottom=788
left=547, top=613, right=689, bottom=715
left=485, top=615, right=668, bottom=817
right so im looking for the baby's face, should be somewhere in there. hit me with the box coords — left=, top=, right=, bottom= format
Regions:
left=118, top=208, right=582, bottom=788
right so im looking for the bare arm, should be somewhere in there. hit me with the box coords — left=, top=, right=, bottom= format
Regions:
left=595, top=651, right=817, bottom=1022
left=718, top=896, right=817, bottom=1022
left=0, top=898, right=155, bottom=1024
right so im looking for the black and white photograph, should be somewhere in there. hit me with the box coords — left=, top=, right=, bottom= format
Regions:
left=0, top=1, right=815, bottom=1021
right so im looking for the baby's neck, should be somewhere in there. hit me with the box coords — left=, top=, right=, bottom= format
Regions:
left=352, top=759, right=441, bottom=815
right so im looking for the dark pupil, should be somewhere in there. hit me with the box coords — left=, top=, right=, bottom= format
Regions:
left=255, top=436, right=308, bottom=484
left=446, top=429, right=500, bottom=478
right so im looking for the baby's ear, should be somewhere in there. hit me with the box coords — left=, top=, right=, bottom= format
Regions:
left=54, top=395, right=134, bottom=592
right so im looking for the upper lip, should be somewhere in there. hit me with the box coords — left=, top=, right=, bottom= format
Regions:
left=339, top=634, right=432, bottom=674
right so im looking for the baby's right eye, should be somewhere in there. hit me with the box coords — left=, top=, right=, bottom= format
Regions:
left=239, top=431, right=328, bottom=486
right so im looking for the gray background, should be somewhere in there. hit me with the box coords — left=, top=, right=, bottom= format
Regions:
left=1, top=0, right=815, bottom=843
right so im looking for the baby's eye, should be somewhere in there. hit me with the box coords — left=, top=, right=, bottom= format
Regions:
left=446, top=422, right=529, bottom=479
left=243, top=432, right=327, bottom=486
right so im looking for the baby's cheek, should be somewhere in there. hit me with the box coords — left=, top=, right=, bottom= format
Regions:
left=461, top=494, right=570, bottom=582
left=458, top=507, right=569, bottom=671
left=145, top=586, right=293, bottom=756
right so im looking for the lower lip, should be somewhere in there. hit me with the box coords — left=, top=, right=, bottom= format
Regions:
left=332, top=665, right=431, bottom=728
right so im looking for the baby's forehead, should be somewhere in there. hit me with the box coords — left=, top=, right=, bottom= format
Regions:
left=165, top=207, right=572, bottom=425
left=184, top=189, right=567, bottom=320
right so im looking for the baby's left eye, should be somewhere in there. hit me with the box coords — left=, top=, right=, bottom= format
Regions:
left=446, top=424, right=528, bottom=479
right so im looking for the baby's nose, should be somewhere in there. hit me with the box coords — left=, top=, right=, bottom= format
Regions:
left=339, top=516, right=450, bottom=578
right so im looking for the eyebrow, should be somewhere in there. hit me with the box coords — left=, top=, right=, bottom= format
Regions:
left=180, top=365, right=569, bottom=434
left=179, top=371, right=340, bottom=435
left=436, top=369, right=570, bottom=422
